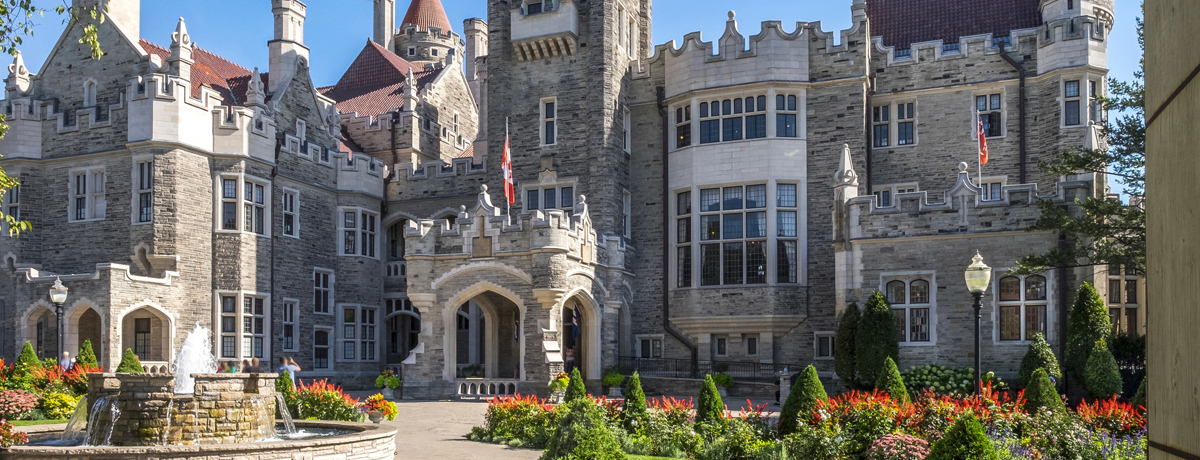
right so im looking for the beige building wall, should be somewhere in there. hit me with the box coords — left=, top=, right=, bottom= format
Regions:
left=1146, top=1, right=1200, bottom=458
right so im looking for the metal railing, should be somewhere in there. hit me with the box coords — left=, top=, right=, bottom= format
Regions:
left=617, top=356, right=797, bottom=384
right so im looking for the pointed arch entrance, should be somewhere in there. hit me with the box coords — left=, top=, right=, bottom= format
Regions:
left=441, top=283, right=526, bottom=382
left=561, top=291, right=601, bottom=380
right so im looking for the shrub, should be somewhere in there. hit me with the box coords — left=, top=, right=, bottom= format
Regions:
left=482, top=394, right=558, bottom=448
left=276, top=370, right=298, bottom=418
left=564, top=368, right=587, bottom=403
left=1109, top=332, right=1146, bottom=397
left=1017, top=333, right=1062, bottom=389
left=903, top=364, right=975, bottom=396
left=115, top=348, right=143, bottom=373
left=1023, top=406, right=1091, bottom=459
left=0, top=419, right=26, bottom=447
left=875, top=357, right=909, bottom=403
left=1131, top=375, right=1146, bottom=411
left=811, top=390, right=901, bottom=458
left=601, top=368, right=624, bottom=389
left=926, top=413, right=998, bottom=460
left=541, top=398, right=625, bottom=460
left=16, top=342, right=38, bottom=370
left=710, top=373, right=733, bottom=388
left=293, top=379, right=363, bottom=422
left=779, top=364, right=826, bottom=436
left=1023, top=368, right=1065, bottom=414
left=63, top=363, right=100, bottom=397
left=375, top=369, right=400, bottom=389
left=1065, top=282, right=1110, bottom=380
left=0, top=390, right=38, bottom=420
left=908, top=383, right=1027, bottom=439
left=856, top=291, right=900, bottom=384
left=866, top=433, right=931, bottom=460
left=549, top=372, right=570, bottom=393
left=782, top=421, right=842, bottom=460
left=835, top=302, right=861, bottom=387
left=695, top=374, right=725, bottom=427
left=1084, top=339, right=1123, bottom=399
left=75, top=339, right=98, bottom=368
left=40, top=392, right=79, bottom=420
left=361, top=393, right=398, bottom=421
left=621, top=372, right=647, bottom=429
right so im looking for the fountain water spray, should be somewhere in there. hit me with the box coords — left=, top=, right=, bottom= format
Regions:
left=173, top=324, right=217, bottom=394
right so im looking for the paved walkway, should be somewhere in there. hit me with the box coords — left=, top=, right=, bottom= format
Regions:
left=383, top=400, right=542, bottom=460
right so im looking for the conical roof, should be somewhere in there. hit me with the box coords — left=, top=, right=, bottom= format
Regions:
left=401, top=0, right=453, bottom=33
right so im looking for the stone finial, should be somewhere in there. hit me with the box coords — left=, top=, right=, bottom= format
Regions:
left=727, top=10, right=735, bottom=20
left=834, top=143, right=858, bottom=186
left=171, top=17, right=192, bottom=50
left=958, top=161, right=969, bottom=172
left=247, top=67, right=266, bottom=106
left=6, top=51, right=29, bottom=93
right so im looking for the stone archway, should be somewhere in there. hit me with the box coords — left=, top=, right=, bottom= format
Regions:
left=66, top=302, right=104, bottom=367
left=561, top=290, right=602, bottom=380
left=23, top=305, right=55, bottom=359
left=445, top=291, right=523, bottom=380
left=119, top=306, right=172, bottom=365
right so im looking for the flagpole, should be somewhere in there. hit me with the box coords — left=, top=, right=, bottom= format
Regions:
left=505, top=117, right=511, bottom=225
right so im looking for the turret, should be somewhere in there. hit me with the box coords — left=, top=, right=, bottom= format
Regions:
left=396, top=0, right=464, bottom=67
left=1036, top=0, right=1112, bottom=73
left=74, top=0, right=139, bottom=42
left=374, top=0, right=396, bottom=52
left=269, top=0, right=309, bottom=93
left=463, top=18, right=488, bottom=82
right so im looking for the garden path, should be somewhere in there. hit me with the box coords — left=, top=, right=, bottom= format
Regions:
left=384, top=400, right=542, bottom=460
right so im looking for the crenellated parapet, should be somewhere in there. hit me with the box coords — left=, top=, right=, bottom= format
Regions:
left=871, top=29, right=1040, bottom=67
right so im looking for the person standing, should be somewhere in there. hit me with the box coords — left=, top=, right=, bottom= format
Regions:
left=285, top=357, right=301, bottom=385
left=59, top=352, right=72, bottom=370
left=249, top=357, right=262, bottom=373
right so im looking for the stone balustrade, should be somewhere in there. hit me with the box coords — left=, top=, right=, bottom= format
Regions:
left=456, top=379, right=519, bottom=400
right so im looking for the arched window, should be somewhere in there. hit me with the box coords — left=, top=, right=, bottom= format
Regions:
left=886, top=279, right=932, bottom=343
left=909, top=279, right=929, bottom=304
left=887, top=280, right=906, bottom=304
left=84, top=80, right=97, bottom=107
left=998, top=276, right=1021, bottom=301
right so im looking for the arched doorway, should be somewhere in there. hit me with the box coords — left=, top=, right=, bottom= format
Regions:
left=561, top=294, right=601, bottom=380
left=120, top=306, right=171, bottom=364
left=25, top=307, right=55, bottom=359
left=445, top=291, right=523, bottom=380
left=384, top=298, right=421, bottom=364
left=66, top=305, right=103, bottom=366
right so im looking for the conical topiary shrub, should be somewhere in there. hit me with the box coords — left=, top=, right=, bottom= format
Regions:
left=926, top=413, right=999, bottom=460
left=621, top=372, right=647, bottom=429
left=779, top=365, right=827, bottom=436
left=695, top=374, right=725, bottom=427
left=75, top=339, right=98, bottom=368
left=115, top=348, right=144, bottom=373
left=1084, top=339, right=1123, bottom=399
left=835, top=303, right=861, bottom=387
left=1131, top=375, right=1147, bottom=412
left=563, top=368, right=588, bottom=404
left=856, top=291, right=900, bottom=384
left=16, top=341, right=39, bottom=369
left=1065, top=283, right=1110, bottom=380
left=1023, top=368, right=1066, bottom=414
left=541, top=398, right=626, bottom=460
left=1017, top=333, right=1061, bottom=389
left=875, top=357, right=909, bottom=403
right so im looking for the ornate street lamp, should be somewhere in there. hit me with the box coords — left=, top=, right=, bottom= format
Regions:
left=49, top=277, right=68, bottom=362
left=964, top=252, right=992, bottom=396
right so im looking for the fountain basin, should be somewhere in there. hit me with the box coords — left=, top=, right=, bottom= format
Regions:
left=3, top=420, right=397, bottom=459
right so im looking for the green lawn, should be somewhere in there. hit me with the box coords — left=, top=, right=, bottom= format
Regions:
left=11, top=419, right=67, bottom=426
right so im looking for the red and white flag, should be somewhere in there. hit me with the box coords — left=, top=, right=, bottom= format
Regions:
left=501, top=129, right=515, bottom=205
left=977, top=119, right=989, bottom=166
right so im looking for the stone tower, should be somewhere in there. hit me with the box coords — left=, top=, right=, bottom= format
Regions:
left=374, top=0, right=396, bottom=52
left=487, top=0, right=650, bottom=238
left=396, top=0, right=464, bottom=67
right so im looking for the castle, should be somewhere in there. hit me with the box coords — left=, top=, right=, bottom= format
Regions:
left=0, top=0, right=1138, bottom=396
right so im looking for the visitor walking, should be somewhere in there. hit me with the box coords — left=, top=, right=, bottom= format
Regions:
left=59, top=352, right=72, bottom=370
left=278, top=357, right=299, bottom=385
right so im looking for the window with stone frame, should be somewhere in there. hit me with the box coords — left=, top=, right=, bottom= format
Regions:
left=282, top=300, right=297, bottom=351
left=886, top=278, right=932, bottom=343
left=714, top=337, right=728, bottom=357
left=135, top=159, right=153, bottom=223
left=897, top=102, right=916, bottom=145
left=777, top=183, right=799, bottom=284
left=980, top=181, right=1004, bottom=201
left=340, top=305, right=378, bottom=362
left=637, top=336, right=662, bottom=358
left=997, top=275, right=1048, bottom=341
left=872, top=104, right=890, bottom=147
left=776, top=94, right=798, bottom=138
left=134, top=318, right=150, bottom=357
left=815, top=332, right=835, bottom=359
left=340, top=208, right=378, bottom=257
left=675, top=105, right=692, bottom=148
left=541, top=98, right=557, bottom=146
left=976, top=93, right=1003, bottom=137
left=746, top=336, right=758, bottom=356
left=69, top=167, right=106, bottom=222
left=242, top=296, right=266, bottom=359
left=244, top=181, right=266, bottom=235
left=220, top=295, right=237, bottom=358
left=282, top=189, right=298, bottom=238
left=524, top=0, right=552, bottom=15
left=872, top=187, right=892, bottom=208
left=676, top=191, right=692, bottom=287
left=217, top=293, right=268, bottom=359
left=698, top=184, right=768, bottom=286
left=220, top=179, right=237, bottom=230
left=622, top=106, right=632, bottom=153
left=314, top=269, right=333, bottom=314
left=1064, top=80, right=1082, bottom=126
left=699, top=100, right=720, bottom=144
left=623, top=190, right=631, bottom=238
left=1089, top=80, right=1103, bottom=124
left=524, top=184, right=575, bottom=217
left=314, top=328, right=331, bottom=369
left=1107, top=265, right=1140, bottom=334
left=5, top=184, right=18, bottom=224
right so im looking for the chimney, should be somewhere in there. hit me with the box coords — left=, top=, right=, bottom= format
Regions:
left=74, top=0, right=139, bottom=41
left=269, top=0, right=309, bottom=93
left=463, top=18, right=487, bottom=81
left=374, top=0, right=396, bottom=53
left=168, top=17, right=193, bottom=82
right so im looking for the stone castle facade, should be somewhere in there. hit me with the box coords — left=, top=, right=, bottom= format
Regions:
left=0, top=0, right=1140, bottom=395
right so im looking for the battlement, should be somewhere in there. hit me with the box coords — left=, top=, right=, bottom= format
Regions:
left=336, top=152, right=387, bottom=197
left=871, top=28, right=1040, bottom=67
left=396, top=156, right=486, bottom=180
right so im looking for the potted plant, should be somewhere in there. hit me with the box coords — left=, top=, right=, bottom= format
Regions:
left=712, top=373, right=733, bottom=397
left=548, top=372, right=570, bottom=403
left=361, top=393, right=398, bottom=424
left=375, top=369, right=401, bottom=399
left=602, top=368, right=625, bottom=398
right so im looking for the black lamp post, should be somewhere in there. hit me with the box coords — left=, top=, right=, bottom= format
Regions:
left=49, top=277, right=69, bottom=362
left=963, top=252, right=992, bottom=396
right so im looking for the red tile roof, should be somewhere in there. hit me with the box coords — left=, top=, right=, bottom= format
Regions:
left=319, top=40, right=439, bottom=118
left=339, top=126, right=365, bottom=153
left=866, top=0, right=1042, bottom=50
left=401, top=0, right=453, bottom=32
left=139, top=39, right=266, bottom=105
left=457, top=144, right=474, bottom=158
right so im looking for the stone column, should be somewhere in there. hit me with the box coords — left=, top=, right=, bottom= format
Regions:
left=404, top=293, right=446, bottom=399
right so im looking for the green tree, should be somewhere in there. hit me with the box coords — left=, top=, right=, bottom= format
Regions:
left=875, top=357, right=909, bottom=403
left=1017, top=13, right=1145, bottom=274
left=695, top=374, right=724, bottom=427
left=1023, top=368, right=1066, bottom=414
left=855, top=291, right=900, bottom=384
left=75, top=339, right=98, bottom=368
left=541, top=398, right=626, bottom=460
left=0, top=1, right=109, bottom=236
left=1017, top=333, right=1062, bottom=389
left=1084, top=339, right=1123, bottom=399
left=1131, top=375, right=1147, bottom=411
left=115, top=348, right=143, bottom=373
left=927, top=413, right=999, bottom=460
left=834, top=303, right=861, bottom=387
left=16, top=341, right=38, bottom=368
left=1064, top=283, right=1111, bottom=380
left=779, top=365, right=827, bottom=436
left=621, top=372, right=647, bottom=430
left=563, top=368, right=587, bottom=404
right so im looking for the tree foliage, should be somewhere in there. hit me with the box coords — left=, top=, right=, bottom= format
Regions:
left=779, top=365, right=826, bottom=436
left=563, top=368, right=587, bottom=404
left=834, top=302, right=860, bottom=387
left=1084, top=339, right=1123, bottom=400
left=541, top=399, right=626, bottom=460
left=1064, top=283, right=1111, bottom=380
left=1017, top=333, right=1062, bottom=389
left=621, top=372, right=647, bottom=429
left=1131, top=375, right=1147, bottom=412
left=75, top=339, right=98, bottom=368
left=115, top=348, right=143, bottom=373
left=926, top=413, right=999, bottom=460
left=1018, top=14, right=1145, bottom=274
left=856, top=291, right=900, bottom=384
left=1023, top=368, right=1066, bottom=415
left=875, top=357, right=908, bottom=403
left=695, top=374, right=724, bottom=427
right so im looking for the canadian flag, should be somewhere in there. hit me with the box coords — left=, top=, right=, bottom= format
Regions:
left=501, top=132, right=515, bottom=205
left=977, top=118, right=989, bottom=166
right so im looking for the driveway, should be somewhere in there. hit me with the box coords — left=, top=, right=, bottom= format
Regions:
left=384, top=400, right=542, bottom=460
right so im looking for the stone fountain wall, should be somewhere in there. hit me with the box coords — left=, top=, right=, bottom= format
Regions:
left=86, top=373, right=279, bottom=446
